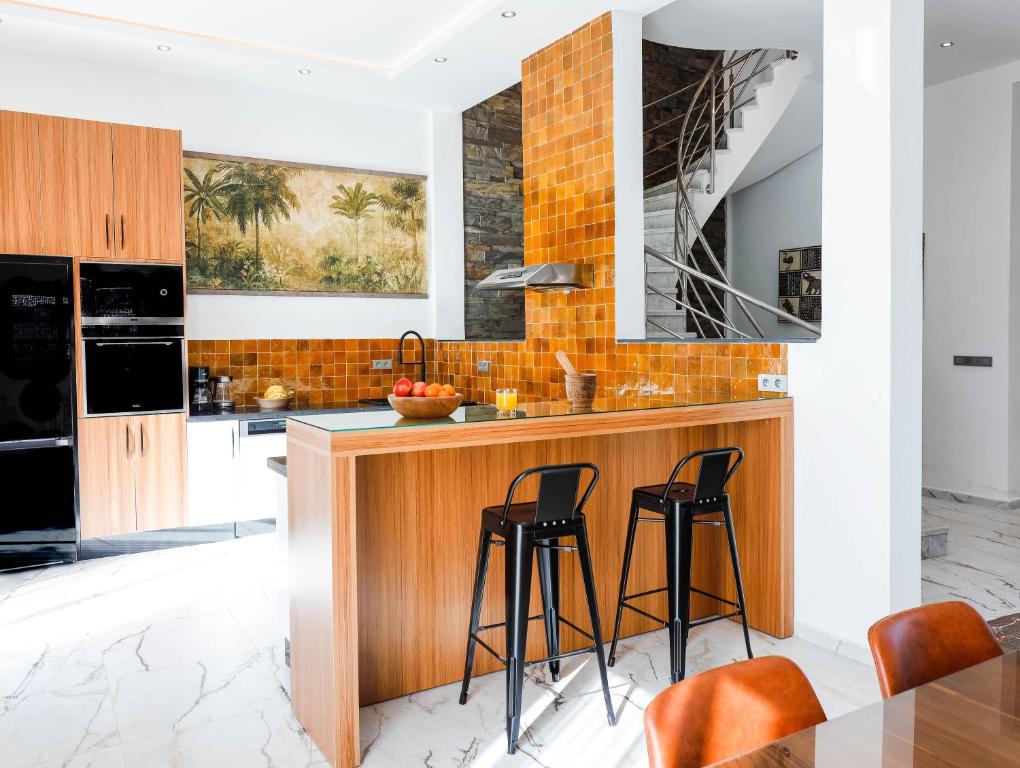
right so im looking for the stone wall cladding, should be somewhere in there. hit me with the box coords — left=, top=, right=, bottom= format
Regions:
left=643, top=41, right=717, bottom=190
left=462, top=82, right=525, bottom=340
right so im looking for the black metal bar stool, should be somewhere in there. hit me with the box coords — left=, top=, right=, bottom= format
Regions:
left=458, top=463, right=616, bottom=754
left=607, top=447, right=752, bottom=684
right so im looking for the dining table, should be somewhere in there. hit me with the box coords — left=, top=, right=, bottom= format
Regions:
left=715, top=651, right=1020, bottom=767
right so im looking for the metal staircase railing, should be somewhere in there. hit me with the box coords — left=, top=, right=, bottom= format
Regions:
left=643, top=48, right=822, bottom=339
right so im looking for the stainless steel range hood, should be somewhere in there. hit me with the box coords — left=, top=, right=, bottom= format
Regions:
left=476, top=263, right=593, bottom=291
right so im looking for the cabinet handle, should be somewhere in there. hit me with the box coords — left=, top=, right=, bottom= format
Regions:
left=140, top=422, right=145, bottom=456
left=125, top=424, right=131, bottom=456
left=231, top=428, right=235, bottom=459
left=105, top=214, right=110, bottom=249
left=120, top=215, right=125, bottom=250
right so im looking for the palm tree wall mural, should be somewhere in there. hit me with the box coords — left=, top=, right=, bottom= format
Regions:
left=183, top=152, right=428, bottom=296
left=330, top=182, right=380, bottom=262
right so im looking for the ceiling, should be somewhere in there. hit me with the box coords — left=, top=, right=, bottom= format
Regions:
left=648, top=0, right=1020, bottom=88
left=6, top=0, right=1018, bottom=114
left=643, top=0, right=822, bottom=68
left=925, top=0, right=1020, bottom=86
left=0, top=0, right=673, bottom=111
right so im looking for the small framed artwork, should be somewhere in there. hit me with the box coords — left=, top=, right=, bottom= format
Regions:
left=778, top=246, right=821, bottom=324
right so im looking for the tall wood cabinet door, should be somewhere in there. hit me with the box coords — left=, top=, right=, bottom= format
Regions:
left=112, top=125, right=183, bottom=263
left=39, top=116, right=115, bottom=259
left=0, top=111, right=43, bottom=254
left=79, top=416, right=137, bottom=538
left=135, top=413, right=188, bottom=532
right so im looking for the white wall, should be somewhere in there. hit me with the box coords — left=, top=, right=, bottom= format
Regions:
left=727, top=147, right=822, bottom=339
left=789, top=0, right=923, bottom=654
left=1010, top=85, right=1020, bottom=499
left=0, top=46, right=456, bottom=340
left=923, top=60, right=1020, bottom=501
left=612, top=10, right=647, bottom=340
left=429, top=111, right=467, bottom=340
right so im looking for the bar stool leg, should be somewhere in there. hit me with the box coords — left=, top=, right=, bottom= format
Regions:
left=678, top=510, right=694, bottom=681
left=664, top=505, right=682, bottom=684
left=607, top=500, right=639, bottom=667
left=664, top=506, right=695, bottom=683
left=575, top=522, right=616, bottom=726
left=537, top=539, right=561, bottom=682
left=459, top=527, right=493, bottom=705
left=505, top=528, right=535, bottom=754
left=723, top=498, right=754, bottom=660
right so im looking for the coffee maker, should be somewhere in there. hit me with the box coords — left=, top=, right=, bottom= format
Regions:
left=189, top=366, right=211, bottom=410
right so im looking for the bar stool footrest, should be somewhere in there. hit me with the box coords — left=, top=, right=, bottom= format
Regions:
left=470, top=613, right=598, bottom=666
left=689, top=610, right=743, bottom=628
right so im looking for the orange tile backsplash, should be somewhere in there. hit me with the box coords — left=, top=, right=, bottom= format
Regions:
left=189, top=14, right=787, bottom=410
left=187, top=338, right=438, bottom=408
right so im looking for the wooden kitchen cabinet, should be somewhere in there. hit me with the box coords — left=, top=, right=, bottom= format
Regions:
left=79, top=413, right=188, bottom=538
left=39, top=115, right=115, bottom=260
left=112, top=124, right=184, bottom=263
left=0, top=110, right=43, bottom=254
left=135, top=413, right=187, bottom=531
left=78, top=415, right=136, bottom=538
left=25, top=113, right=184, bottom=263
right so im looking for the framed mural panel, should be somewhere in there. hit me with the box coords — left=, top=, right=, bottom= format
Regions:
left=183, top=152, right=428, bottom=297
left=778, top=245, right=821, bottom=325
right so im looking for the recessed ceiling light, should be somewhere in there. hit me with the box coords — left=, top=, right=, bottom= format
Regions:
left=939, top=41, right=955, bottom=48
left=501, top=10, right=517, bottom=18
left=298, top=68, right=312, bottom=75
left=156, top=44, right=172, bottom=52
left=434, top=56, right=448, bottom=63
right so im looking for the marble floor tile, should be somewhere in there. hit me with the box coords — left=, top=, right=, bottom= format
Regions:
left=1, top=533, right=881, bottom=768
left=922, top=497, right=1020, bottom=619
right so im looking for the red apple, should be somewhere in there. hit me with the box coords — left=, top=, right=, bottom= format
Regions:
left=411, top=381, right=428, bottom=397
left=392, top=377, right=413, bottom=397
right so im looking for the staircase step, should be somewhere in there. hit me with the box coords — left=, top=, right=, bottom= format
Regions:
left=644, top=194, right=677, bottom=213
left=644, top=178, right=677, bottom=198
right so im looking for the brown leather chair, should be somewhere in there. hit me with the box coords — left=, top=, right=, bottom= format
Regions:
left=868, top=600, right=1003, bottom=699
left=644, top=656, right=826, bottom=768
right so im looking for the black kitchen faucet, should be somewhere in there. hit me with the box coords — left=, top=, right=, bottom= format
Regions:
left=398, top=329, right=426, bottom=384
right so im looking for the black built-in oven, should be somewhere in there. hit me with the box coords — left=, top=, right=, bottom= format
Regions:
left=80, top=263, right=186, bottom=417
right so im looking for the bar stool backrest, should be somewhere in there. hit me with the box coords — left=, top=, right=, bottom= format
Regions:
left=661, top=447, right=743, bottom=506
left=501, top=463, right=600, bottom=524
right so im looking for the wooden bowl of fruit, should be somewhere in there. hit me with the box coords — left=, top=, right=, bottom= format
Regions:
left=388, top=378, right=463, bottom=419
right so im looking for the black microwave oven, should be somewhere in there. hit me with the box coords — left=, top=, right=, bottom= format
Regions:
left=80, top=262, right=186, bottom=416
left=80, top=262, right=184, bottom=324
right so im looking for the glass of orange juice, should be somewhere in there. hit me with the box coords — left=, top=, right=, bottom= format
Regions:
left=495, top=388, right=518, bottom=415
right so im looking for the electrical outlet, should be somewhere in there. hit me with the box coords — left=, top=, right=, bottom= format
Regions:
left=477, top=360, right=491, bottom=374
left=757, top=374, right=789, bottom=393
left=371, top=359, right=393, bottom=370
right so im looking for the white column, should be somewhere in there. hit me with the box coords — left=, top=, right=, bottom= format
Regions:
left=429, top=110, right=466, bottom=340
left=612, top=10, right=648, bottom=340
left=789, top=0, right=923, bottom=656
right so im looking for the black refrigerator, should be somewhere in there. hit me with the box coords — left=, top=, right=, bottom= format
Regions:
left=0, top=255, right=77, bottom=571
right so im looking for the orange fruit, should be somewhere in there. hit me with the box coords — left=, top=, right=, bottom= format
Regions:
left=424, top=383, right=442, bottom=398
left=441, top=384, right=456, bottom=396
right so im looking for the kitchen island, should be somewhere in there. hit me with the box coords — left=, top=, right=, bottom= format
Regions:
left=287, top=397, right=793, bottom=767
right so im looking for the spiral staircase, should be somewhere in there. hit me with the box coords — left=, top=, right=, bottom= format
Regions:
left=642, top=48, right=822, bottom=339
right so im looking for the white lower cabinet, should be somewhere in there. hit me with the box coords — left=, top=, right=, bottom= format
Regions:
left=186, top=420, right=239, bottom=526
left=237, top=422, right=287, bottom=523
left=187, top=418, right=287, bottom=527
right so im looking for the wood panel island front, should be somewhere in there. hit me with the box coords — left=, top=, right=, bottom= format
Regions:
left=286, top=397, right=793, bottom=767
